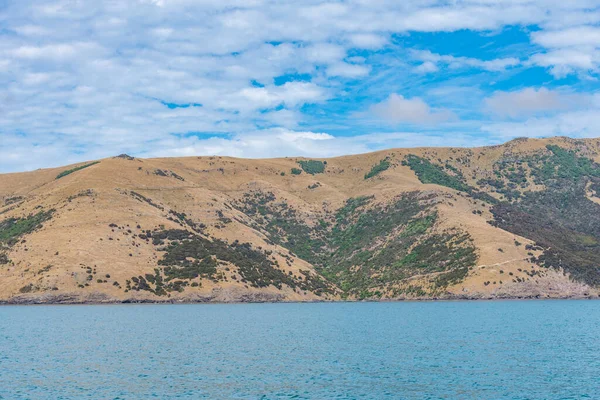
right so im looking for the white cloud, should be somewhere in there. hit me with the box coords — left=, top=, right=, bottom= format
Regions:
left=414, top=61, right=439, bottom=74
left=529, top=49, right=598, bottom=77
left=130, top=128, right=490, bottom=163
left=1, top=0, right=600, bottom=172
left=327, top=62, right=370, bottom=78
left=482, top=108, right=600, bottom=139
left=235, top=87, right=280, bottom=109
left=370, top=94, right=456, bottom=125
left=259, top=108, right=302, bottom=128
left=528, top=26, right=600, bottom=76
left=532, top=26, right=600, bottom=48
left=484, top=87, right=589, bottom=118
left=0, top=60, right=12, bottom=72
left=303, top=43, right=346, bottom=64
left=13, top=25, right=50, bottom=36
left=347, top=33, right=387, bottom=49
left=11, top=42, right=103, bottom=61
left=21, top=72, right=54, bottom=86
left=411, top=50, right=520, bottom=72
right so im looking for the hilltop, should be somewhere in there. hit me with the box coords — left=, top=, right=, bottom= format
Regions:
left=1, top=136, right=600, bottom=304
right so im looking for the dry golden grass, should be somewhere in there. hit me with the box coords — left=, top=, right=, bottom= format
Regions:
left=1, top=136, right=598, bottom=303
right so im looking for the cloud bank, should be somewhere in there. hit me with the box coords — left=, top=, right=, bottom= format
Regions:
left=1, top=0, right=600, bottom=172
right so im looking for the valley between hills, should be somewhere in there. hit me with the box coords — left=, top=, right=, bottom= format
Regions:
left=1, top=136, right=600, bottom=304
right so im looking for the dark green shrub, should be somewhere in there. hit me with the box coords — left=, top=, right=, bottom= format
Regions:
left=297, top=160, right=325, bottom=175
left=404, top=155, right=470, bottom=192
left=364, top=158, right=390, bottom=179
left=56, top=162, right=99, bottom=179
left=19, top=284, right=34, bottom=293
left=129, top=226, right=333, bottom=296
left=235, top=189, right=476, bottom=298
left=0, top=210, right=54, bottom=246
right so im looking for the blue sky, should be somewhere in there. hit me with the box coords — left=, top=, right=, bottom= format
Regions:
left=1, top=0, right=600, bottom=172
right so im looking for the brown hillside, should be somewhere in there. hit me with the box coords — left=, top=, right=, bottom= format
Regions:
left=1, top=137, right=599, bottom=303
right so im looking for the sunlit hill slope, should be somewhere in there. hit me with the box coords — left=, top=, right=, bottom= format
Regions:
left=2, top=136, right=600, bottom=303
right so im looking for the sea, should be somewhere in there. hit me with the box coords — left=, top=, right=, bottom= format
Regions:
left=0, top=300, right=598, bottom=399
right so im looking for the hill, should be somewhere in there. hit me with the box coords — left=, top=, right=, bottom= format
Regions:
left=1, top=137, right=600, bottom=303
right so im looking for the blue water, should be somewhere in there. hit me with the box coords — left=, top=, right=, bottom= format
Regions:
left=0, top=301, right=598, bottom=399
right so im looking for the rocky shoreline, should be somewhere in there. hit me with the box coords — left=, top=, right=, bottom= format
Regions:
left=2, top=291, right=597, bottom=305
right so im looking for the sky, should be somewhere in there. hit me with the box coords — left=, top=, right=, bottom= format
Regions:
left=1, top=0, right=600, bottom=172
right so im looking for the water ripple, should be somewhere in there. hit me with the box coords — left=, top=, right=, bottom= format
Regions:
left=0, top=301, right=599, bottom=399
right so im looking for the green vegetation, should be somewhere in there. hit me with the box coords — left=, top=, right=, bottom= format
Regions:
left=404, top=155, right=470, bottom=192
left=323, top=195, right=476, bottom=297
left=480, top=145, right=600, bottom=202
left=531, top=145, right=600, bottom=184
left=171, top=172, right=185, bottom=181
left=130, top=191, right=165, bottom=211
left=129, top=228, right=332, bottom=296
left=235, top=190, right=477, bottom=298
left=56, top=162, right=99, bottom=179
left=335, top=196, right=373, bottom=224
left=298, top=160, right=325, bottom=175
left=236, top=191, right=326, bottom=264
left=477, top=176, right=521, bottom=201
left=291, top=168, right=302, bottom=175
left=0, top=253, right=9, bottom=264
left=489, top=145, right=600, bottom=286
left=402, top=214, right=436, bottom=237
left=0, top=210, right=54, bottom=246
left=19, top=283, right=36, bottom=294
left=4, top=196, right=23, bottom=206
left=154, top=169, right=185, bottom=181
left=364, top=158, right=390, bottom=179
left=434, top=265, right=469, bottom=288
left=405, top=155, right=497, bottom=204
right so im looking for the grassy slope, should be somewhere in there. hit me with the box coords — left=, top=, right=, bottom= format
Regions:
left=0, top=137, right=599, bottom=303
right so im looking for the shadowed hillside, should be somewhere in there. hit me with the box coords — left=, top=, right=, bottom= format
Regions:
left=1, top=137, right=600, bottom=303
